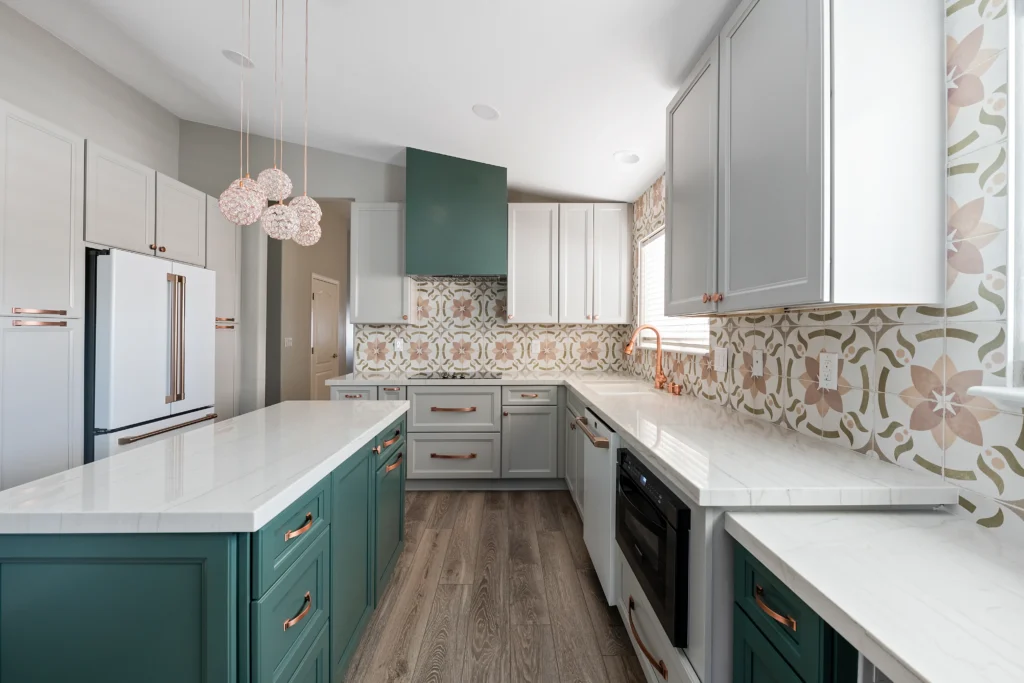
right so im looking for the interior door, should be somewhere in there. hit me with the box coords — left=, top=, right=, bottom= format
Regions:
left=507, top=204, right=559, bottom=323
left=592, top=204, right=631, bottom=324
left=558, top=204, right=593, bottom=323
left=171, top=262, right=215, bottom=414
left=311, top=275, right=340, bottom=400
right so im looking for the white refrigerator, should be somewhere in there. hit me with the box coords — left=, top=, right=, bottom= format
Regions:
left=92, top=249, right=216, bottom=460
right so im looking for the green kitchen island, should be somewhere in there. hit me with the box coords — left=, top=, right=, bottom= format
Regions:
left=0, top=400, right=408, bottom=683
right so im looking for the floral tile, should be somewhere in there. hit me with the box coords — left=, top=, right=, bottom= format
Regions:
left=866, top=306, right=947, bottom=330
left=873, top=392, right=945, bottom=478
left=946, top=0, right=1009, bottom=53
left=784, top=377, right=826, bottom=440
left=698, top=353, right=728, bottom=406
left=945, top=233, right=1008, bottom=322
left=947, top=31, right=1007, bottom=160
left=405, top=328, right=442, bottom=373
left=800, top=308, right=876, bottom=327
left=784, top=326, right=874, bottom=391
left=945, top=322, right=1008, bottom=395
left=482, top=327, right=527, bottom=372
left=729, top=327, right=785, bottom=377
left=874, top=325, right=946, bottom=397
left=953, top=486, right=1024, bottom=535
left=820, top=388, right=874, bottom=452
left=944, top=406, right=1024, bottom=507
left=439, top=329, right=486, bottom=371
left=730, top=312, right=784, bottom=328
left=728, top=363, right=784, bottom=425
left=355, top=327, right=399, bottom=372
left=947, top=141, right=1008, bottom=233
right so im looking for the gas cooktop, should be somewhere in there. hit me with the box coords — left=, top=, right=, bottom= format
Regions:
left=407, top=371, right=504, bottom=380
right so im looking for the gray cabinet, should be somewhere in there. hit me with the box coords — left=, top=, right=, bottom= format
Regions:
left=206, top=196, right=241, bottom=323
left=407, top=386, right=501, bottom=432
left=214, top=324, right=239, bottom=421
left=665, top=39, right=719, bottom=316
left=565, top=405, right=584, bottom=514
left=377, top=385, right=406, bottom=401
left=85, top=142, right=156, bottom=255
left=156, top=172, right=207, bottom=267
left=501, top=405, right=558, bottom=478
left=330, top=387, right=376, bottom=401
left=406, top=432, right=502, bottom=479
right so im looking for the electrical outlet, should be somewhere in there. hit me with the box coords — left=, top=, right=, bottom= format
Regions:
left=714, top=346, right=728, bottom=373
left=819, top=352, right=838, bottom=390
left=284, top=337, right=293, bottom=348
left=751, top=350, right=764, bottom=378
left=531, top=340, right=540, bottom=357
left=394, top=339, right=404, bottom=354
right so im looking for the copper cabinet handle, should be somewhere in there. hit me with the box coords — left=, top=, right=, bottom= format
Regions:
left=755, top=585, right=797, bottom=632
left=117, top=412, right=217, bottom=445
left=594, top=315, right=600, bottom=321
left=628, top=597, right=668, bottom=679
left=382, top=387, right=402, bottom=392
left=508, top=314, right=514, bottom=320
left=283, top=592, right=312, bottom=631
left=215, top=325, right=234, bottom=329
left=215, top=317, right=235, bottom=322
left=702, top=293, right=710, bottom=304
left=12, top=320, right=67, bottom=327
left=402, top=314, right=408, bottom=320
left=149, top=244, right=157, bottom=250
left=158, top=246, right=167, bottom=253
left=381, top=430, right=401, bottom=449
left=503, top=411, right=509, bottom=417
left=385, top=454, right=403, bottom=474
left=521, top=393, right=539, bottom=399
left=430, top=453, right=477, bottom=459
left=570, top=422, right=576, bottom=431
left=284, top=513, right=314, bottom=542
left=574, top=416, right=609, bottom=448
left=431, top=407, right=477, bottom=413
left=11, top=308, right=67, bottom=315
left=344, top=394, right=364, bottom=399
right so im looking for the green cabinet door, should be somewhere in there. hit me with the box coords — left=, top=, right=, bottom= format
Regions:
left=0, top=534, right=238, bottom=683
left=288, top=623, right=330, bottom=683
left=375, top=446, right=405, bottom=598
left=733, top=605, right=803, bottom=683
left=330, top=445, right=375, bottom=679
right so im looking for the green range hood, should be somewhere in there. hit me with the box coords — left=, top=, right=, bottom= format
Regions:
left=405, top=148, right=508, bottom=276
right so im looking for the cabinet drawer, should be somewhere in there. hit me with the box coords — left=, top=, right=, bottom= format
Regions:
left=253, top=527, right=330, bottom=683
left=330, top=386, right=376, bottom=401
left=253, top=477, right=330, bottom=598
left=734, top=543, right=824, bottom=683
left=377, top=385, right=406, bottom=400
left=502, top=385, right=557, bottom=405
left=374, top=415, right=406, bottom=466
left=286, top=622, right=330, bottom=683
left=733, top=605, right=802, bottom=683
left=407, top=432, right=501, bottom=479
left=376, top=447, right=405, bottom=594
left=408, top=386, right=500, bottom=431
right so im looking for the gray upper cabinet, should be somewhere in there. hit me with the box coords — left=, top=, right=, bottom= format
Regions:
left=205, top=196, right=240, bottom=322
left=0, top=99, right=85, bottom=319
left=665, top=39, right=719, bottom=316
left=156, top=172, right=207, bottom=267
left=85, top=142, right=156, bottom=255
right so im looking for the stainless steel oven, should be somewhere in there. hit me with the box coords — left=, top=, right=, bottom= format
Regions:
left=616, top=448, right=690, bottom=647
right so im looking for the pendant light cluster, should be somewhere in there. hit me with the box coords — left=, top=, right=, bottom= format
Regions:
left=218, top=0, right=321, bottom=247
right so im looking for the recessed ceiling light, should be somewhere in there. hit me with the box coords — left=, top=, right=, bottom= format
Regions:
left=613, top=150, right=640, bottom=165
left=222, top=49, right=255, bottom=69
left=472, top=104, right=500, bottom=121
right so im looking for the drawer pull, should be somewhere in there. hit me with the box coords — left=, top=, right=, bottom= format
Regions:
left=755, top=585, right=797, bottom=632
left=382, top=387, right=402, bottom=392
left=574, top=416, right=609, bottom=448
left=12, top=307, right=67, bottom=315
left=283, top=592, right=311, bottom=631
left=430, top=453, right=477, bottom=460
left=284, top=513, right=314, bottom=541
left=344, top=394, right=364, bottom=399
left=215, top=317, right=235, bottom=322
left=430, top=406, right=477, bottom=413
left=628, top=597, right=668, bottom=679
left=385, top=454, right=404, bottom=474
left=12, top=320, right=67, bottom=327
left=381, top=430, right=402, bottom=449
left=521, top=393, right=540, bottom=398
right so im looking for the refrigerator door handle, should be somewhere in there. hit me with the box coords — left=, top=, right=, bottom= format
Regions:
left=165, top=273, right=178, bottom=404
left=177, top=274, right=187, bottom=402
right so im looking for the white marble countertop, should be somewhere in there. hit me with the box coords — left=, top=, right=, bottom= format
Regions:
left=326, top=372, right=956, bottom=507
left=0, top=400, right=408, bottom=534
left=725, top=510, right=1024, bottom=683
left=324, top=370, right=613, bottom=386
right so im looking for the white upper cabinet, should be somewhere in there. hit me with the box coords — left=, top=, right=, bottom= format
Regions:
left=0, top=99, right=84, bottom=319
left=591, top=204, right=631, bottom=324
left=156, top=172, right=207, bottom=267
left=507, top=204, right=559, bottom=323
left=350, top=203, right=414, bottom=324
left=85, top=141, right=156, bottom=255
left=205, top=196, right=241, bottom=323
left=665, top=39, right=719, bottom=316
left=559, top=204, right=593, bottom=324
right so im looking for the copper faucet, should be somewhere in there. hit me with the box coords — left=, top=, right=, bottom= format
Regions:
left=624, top=325, right=668, bottom=390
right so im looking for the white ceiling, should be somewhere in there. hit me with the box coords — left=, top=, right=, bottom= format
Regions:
left=5, top=0, right=733, bottom=201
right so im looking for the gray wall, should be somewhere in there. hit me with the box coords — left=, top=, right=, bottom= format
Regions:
left=0, top=3, right=180, bottom=177
left=179, top=121, right=405, bottom=201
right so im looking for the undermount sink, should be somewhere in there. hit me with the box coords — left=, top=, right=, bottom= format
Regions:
left=582, top=382, right=653, bottom=396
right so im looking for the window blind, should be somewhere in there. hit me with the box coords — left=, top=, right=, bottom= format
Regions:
left=638, top=229, right=710, bottom=352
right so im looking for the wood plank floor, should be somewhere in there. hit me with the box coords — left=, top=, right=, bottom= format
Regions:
left=345, top=490, right=646, bottom=683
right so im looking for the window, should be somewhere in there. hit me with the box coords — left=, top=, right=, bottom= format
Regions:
left=638, top=229, right=710, bottom=353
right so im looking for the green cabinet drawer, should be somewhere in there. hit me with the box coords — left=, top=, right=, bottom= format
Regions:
left=375, top=446, right=405, bottom=599
left=253, top=476, right=330, bottom=599
left=735, top=544, right=825, bottom=683
left=374, top=416, right=406, bottom=465
left=733, top=605, right=803, bottom=683
left=286, top=622, right=330, bottom=683
left=252, top=527, right=330, bottom=683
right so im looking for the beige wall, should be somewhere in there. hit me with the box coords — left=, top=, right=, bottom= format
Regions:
left=0, top=3, right=180, bottom=176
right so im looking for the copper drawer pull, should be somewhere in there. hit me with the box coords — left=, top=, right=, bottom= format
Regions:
left=216, top=325, right=234, bottom=329
left=283, top=592, right=311, bottom=631
left=521, top=393, right=540, bottom=399
left=628, top=597, right=668, bottom=679
left=431, top=406, right=477, bottom=412
left=755, top=586, right=797, bottom=632
left=382, top=387, right=402, bottom=392
left=381, top=430, right=401, bottom=449
left=430, top=453, right=477, bottom=459
left=574, top=416, right=609, bottom=448
left=385, top=454, right=404, bottom=474
left=215, top=317, right=235, bottom=322
left=12, top=320, right=67, bottom=327
left=344, top=394, right=364, bottom=399
left=12, top=308, right=67, bottom=315
left=284, top=512, right=313, bottom=542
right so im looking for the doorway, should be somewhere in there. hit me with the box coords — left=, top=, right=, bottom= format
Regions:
left=310, top=273, right=340, bottom=399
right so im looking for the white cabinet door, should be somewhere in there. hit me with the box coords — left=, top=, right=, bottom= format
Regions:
left=205, top=196, right=240, bottom=323
left=718, top=0, right=826, bottom=312
left=0, top=100, right=84, bottom=319
left=666, top=40, right=720, bottom=316
left=592, top=204, right=632, bottom=324
left=507, top=204, right=559, bottom=324
left=350, top=203, right=413, bottom=324
left=173, top=261, right=215, bottom=414
left=558, top=204, right=593, bottom=324
left=0, top=317, right=83, bottom=489
left=501, top=405, right=558, bottom=478
left=214, top=324, right=238, bottom=420
left=156, top=172, right=207, bottom=267
left=85, top=141, right=156, bottom=254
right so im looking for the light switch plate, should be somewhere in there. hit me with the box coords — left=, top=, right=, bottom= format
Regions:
left=714, top=346, right=728, bottom=373
left=819, top=352, right=838, bottom=390
left=751, top=350, right=764, bottom=377
left=394, top=338, right=404, bottom=354
left=284, top=337, right=293, bottom=348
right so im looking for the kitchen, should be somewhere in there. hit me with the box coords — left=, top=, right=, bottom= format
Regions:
left=0, top=0, right=1019, bottom=682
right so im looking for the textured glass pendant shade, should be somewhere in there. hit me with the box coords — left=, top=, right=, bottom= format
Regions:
left=293, top=222, right=321, bottom=246
left=219, top=178, right=267, bottom=225
left=261, top=203, right=301, bottom=240
left=257, top=167, right=293, bottom=201
left=289, top=195, right=322, bottom=230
